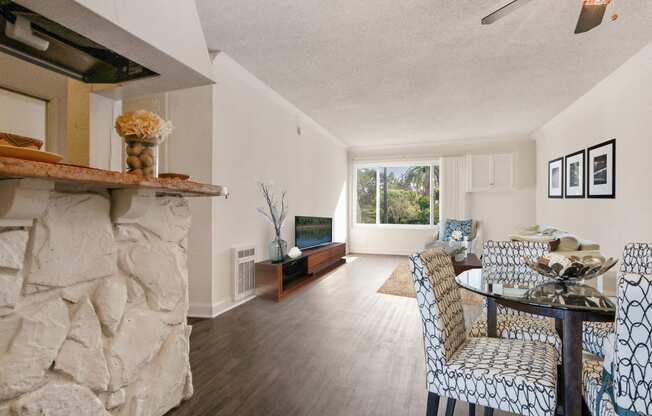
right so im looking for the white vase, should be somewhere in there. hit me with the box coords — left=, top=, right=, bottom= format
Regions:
left=449, top=240, right=466, bottom=261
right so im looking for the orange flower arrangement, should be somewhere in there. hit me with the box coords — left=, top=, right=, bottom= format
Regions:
left=114, top=110, right=173, bottom=142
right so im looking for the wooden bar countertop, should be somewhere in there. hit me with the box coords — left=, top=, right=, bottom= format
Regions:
left=0, top=156, right=228, bottom=197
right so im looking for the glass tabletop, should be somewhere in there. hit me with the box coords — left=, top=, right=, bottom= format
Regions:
left=456, top=266, right=616, bottom=314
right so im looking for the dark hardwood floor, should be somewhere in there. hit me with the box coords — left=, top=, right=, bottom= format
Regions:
left=167, top=254, right=494, bottom=416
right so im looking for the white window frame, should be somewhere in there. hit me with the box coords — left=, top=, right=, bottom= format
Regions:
left=353, top=160, right=440, bottom=229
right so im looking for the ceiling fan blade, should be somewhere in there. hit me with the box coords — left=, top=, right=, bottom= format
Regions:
left=481, top=0, right=536, bottom=25
left=574, top=2, right=608, bottom=34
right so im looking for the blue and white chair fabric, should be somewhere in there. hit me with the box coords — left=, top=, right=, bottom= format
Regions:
left=582, top=321, right=615, bottom=358
left=583, top=243, right=652, bottom=358
left=479, top=240, right=550, bottom=316
left=582, top=268, right=652, bottom=416
left=468, top=241, right=563, bottom=358
left=409, top=248, right=558, bottom=415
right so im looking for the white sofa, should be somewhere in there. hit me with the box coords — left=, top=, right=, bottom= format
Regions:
left=508, top=225, right=602, bottom=258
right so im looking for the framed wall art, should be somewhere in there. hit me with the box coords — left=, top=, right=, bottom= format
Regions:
left=565, top=150, right=585, bottom=198
left=548, top=157, right=564, bottom=199
left=587, top=139, right=616, bottom=199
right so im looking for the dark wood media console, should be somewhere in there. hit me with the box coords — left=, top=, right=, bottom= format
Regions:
left=255, top=242, right=346, bottom=301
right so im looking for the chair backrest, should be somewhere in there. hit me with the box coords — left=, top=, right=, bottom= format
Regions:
left=481, top=241, right=550, bottom=315
left=621, top=243, right=652, bottom=274
left=611, top=243, right=652, bottom=414
left=409, top=248, right=467, bottom=367
left=613, top=271, right=652, bottom=415
left=482, top=240, right=550, bottom=267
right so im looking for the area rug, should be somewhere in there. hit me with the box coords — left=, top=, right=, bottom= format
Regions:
left=378, top=262, right=482, bottom=305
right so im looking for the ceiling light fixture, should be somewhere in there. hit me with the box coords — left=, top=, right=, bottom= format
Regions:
left=481, top=0, right=619, bottom=34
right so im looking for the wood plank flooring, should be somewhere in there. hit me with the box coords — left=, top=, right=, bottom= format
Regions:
left=167, top=254, right=500, bottom=416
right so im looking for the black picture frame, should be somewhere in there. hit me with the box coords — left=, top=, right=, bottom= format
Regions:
left=564, top=149, right=585, bottom=199
left=548, top=157, right=564, bottom=199
left=587, top=139, right=616, bottom=199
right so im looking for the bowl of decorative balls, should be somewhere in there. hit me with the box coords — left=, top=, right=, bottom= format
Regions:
left=523, top=253, right=618, bottom=282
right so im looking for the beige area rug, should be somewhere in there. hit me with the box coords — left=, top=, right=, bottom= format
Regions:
left=378, top=262, right=482, bottom=305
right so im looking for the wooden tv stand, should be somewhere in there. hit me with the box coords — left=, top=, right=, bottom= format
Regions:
left=255, top=242, right=346, bottom=301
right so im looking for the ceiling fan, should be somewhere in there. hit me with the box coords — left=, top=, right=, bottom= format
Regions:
left=481, top=0, right=617, bottom=34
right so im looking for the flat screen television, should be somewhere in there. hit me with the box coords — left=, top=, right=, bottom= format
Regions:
left=295, top=216, right=332, bottom=250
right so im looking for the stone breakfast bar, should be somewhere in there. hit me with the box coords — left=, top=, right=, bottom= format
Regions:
left=0, top=157, right=227, bottom=415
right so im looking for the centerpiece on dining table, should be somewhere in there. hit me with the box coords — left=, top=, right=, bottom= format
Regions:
left=523, top=253, right=618, bottom=282
left=114, top=110, right=173, bottom=177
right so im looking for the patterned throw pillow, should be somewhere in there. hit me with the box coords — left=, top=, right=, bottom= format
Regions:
left=442, top=219, right=472, bottom=241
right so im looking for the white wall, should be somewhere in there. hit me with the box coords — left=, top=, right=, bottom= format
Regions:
left=89, top=94, right=122, bottom=171
left=0, top=88, right=46, bottom=142
left=533, top=41, right=652, bottom=266
left=166, top=86, right=217, bottom=316
left=209, top=54, right=347, bottom=314
left=158, top=54, right=347, bottom=317
left=348, top=138, right=536, bottom=255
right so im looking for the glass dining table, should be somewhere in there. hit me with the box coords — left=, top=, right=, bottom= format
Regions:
left=456, top=266, right=615, bottom=416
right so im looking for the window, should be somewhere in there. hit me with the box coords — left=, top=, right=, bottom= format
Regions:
left=355, top=163, right=440, bottom=226
left=356, top=167, right=377, bottom=224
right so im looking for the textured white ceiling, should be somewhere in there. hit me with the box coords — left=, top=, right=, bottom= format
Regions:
left=196, top=0, right=652, bottom=147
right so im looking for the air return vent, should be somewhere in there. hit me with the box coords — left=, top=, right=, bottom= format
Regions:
left=232, top=245, right=256, bottom=302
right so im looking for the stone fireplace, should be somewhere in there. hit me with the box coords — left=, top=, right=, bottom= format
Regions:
left=0, top=159, right=226, bottom=415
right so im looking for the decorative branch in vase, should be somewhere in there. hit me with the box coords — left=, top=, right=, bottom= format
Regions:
left=256, top=182, right=288, bottom=262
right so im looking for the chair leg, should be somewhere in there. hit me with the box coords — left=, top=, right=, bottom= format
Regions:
left=445, top=398, right=456, bottom=416
left=469, top=403, right=476, bottom=416
left=484, top=406, right=494, bottom=416
left=426, top=392, right=440, bottom=416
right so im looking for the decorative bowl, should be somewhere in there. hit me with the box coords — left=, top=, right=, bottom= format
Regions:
left=0, top=132, right=43, bottom=149
left=158, top=173, right=190, bottom=180
left=523, top=254, right=618, bottom=282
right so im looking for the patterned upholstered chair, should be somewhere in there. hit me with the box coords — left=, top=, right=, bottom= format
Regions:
left=409, top=248, right=558, bottom=416
left=582, top=243, right=652, bottom=358
left=468, top=241, right=562, bottom=357
left=479, top=240, right=550, bottom=314
left=582, top=322, right=614, bottom=358
left=582, top=269, right=652, bottom=415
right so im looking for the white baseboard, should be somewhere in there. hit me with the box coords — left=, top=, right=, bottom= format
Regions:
left=188, top=295, right=256, bottom=319
left=187, top=301, right=216, bottom=318
left=348, top=248, right=415, bottom=256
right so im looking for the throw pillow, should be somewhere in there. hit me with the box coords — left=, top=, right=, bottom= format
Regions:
left=555, top=233, right=581, bottom=252
left=442, top=219, right=473, bottom=241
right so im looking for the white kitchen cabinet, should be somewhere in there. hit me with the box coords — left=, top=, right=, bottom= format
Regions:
left=467, top=153, right=514, bottom=192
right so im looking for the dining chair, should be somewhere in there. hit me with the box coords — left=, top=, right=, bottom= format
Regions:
left=582, top=269, right=652, bottom=415
left=409, top=248, right=558, bottom=416
left=468, top=241, right=562, bottom=358
left=583, top=242, right=652, bottom=358
left=479, top=240, right=550, bottom=315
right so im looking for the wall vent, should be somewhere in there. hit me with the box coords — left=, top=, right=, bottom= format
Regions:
left=232, top=244, right=256, bottom=302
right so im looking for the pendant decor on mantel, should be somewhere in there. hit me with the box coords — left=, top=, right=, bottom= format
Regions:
left=115, top=110, right=174, bottom=177
left=257, top=182, right=288, bottom=263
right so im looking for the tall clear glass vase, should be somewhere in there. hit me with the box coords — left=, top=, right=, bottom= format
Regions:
left=268, top=236, right=288, bottom=263
left=124, top=135, right=160, bottom=177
